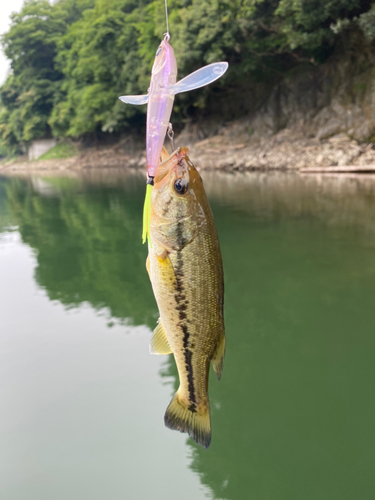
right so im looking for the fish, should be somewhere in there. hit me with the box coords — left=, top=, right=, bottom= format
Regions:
left=119, top=34, right=228, bottom=244
left=146, top=146, right=225, bottom=448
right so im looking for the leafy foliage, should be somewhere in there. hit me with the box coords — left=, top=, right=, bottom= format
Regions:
left=50, top=0, right=145, bottom=137
left=0, top=0, right=93, bottom=152
left=0, top=0, right=374, bottom=153
left=357, top=4, right=375, bottom=41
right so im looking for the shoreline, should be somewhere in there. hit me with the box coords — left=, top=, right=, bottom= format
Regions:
left=1, top=127, right=375, bottom=176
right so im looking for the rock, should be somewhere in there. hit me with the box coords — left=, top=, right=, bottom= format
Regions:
left=239, top=32, right=375, bottom=144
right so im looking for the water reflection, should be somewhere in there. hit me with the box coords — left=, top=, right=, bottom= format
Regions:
left=0, top=178, right=14, bottom=231
left=163, top=172, right=375, bottom=500
left=5, top=175, right=157, bottom=327
left=204, top=170, right=375, bottom=234
left=2, top=171, right=375, bottom=500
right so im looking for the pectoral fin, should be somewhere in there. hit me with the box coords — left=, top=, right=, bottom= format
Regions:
left=211, top=333, right=226, bottom=380
left=156, top=250, right=177, bottom=279
left=150, top=320, right=173, bottom=355
left=119, top=94, right=148, bottom=105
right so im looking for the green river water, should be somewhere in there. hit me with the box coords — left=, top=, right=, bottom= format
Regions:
left=0, top=171, right=374, bottom=500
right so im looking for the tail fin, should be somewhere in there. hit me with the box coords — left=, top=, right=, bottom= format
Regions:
left=164, top=392, right=211, bottom=449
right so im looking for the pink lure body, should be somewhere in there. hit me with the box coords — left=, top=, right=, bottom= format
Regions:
left=119, top=37, right=228, bottom=179
left=146, top=37, right=177, bottom=178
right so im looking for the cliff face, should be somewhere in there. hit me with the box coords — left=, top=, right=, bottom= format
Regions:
left=174, top=32, right=375, bottom=171
left=249, top=32, right=375, bottom=143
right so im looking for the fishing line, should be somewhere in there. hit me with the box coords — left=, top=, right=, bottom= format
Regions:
left=164, top=0, right=169, bottom=37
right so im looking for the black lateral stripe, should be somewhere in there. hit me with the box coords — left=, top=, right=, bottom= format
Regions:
left=174, top=222, right=197, bottom=411
left=181, top=324, right=196, bottom=411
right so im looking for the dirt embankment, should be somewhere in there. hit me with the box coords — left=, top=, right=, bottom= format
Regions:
left=1, top=125, right=374, bottom=176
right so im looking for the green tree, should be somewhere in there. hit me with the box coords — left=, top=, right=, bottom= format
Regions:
left=50, top=0, right=147, bottom=138
left=0, top=0, right=93, bottom=153
left=275, top=0, right=369, bottom=55
left=1, top=0, right=374, bottom=152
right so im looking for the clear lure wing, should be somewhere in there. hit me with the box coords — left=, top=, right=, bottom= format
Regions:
left=169, top=62, right=228, bottom=96
left=118, top=94, right=148, bottom=105
left=118, top=62, right=228, bottom=105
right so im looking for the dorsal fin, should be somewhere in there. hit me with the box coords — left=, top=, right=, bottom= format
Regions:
left=150, top=320, right=173, bottom=355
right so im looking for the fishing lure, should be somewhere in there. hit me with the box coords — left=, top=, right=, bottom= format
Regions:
left=119, top=34, right=228, bottom=244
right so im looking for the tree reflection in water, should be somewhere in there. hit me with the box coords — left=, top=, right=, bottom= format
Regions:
left=5, top=174, right=157, bottom=328
left=161, top=172, right=375, bottom=500
left=5, top=172, right=375, bottom=500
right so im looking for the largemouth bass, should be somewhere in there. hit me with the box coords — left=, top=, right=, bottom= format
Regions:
left=146, top=147, right=225, bottom=449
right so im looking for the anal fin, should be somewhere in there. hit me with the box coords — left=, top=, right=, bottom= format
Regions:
left=211, top=333, right=226, bottom=380
left=150, top=319, right=173, bottom=355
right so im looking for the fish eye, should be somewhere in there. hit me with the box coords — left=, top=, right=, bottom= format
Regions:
left=155, top=47, right=162, bottom=56
left=174, top=178, right=188, bottom=195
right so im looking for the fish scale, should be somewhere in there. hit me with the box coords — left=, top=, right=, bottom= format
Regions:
left=147, top=147, right=225, bottom=448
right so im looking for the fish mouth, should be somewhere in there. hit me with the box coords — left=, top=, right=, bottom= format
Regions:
left=154, top=147, right=190, bottom=185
